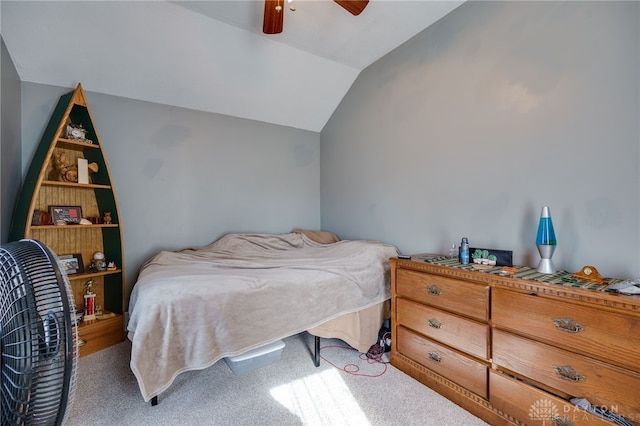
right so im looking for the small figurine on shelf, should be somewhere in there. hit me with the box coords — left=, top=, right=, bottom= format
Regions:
left=84, top=279, right=97, bottom=320
left=49, top=152, right=78, bottom=182
left=103, top=212, right=112, bottom=224
left=107, top=261, right=116, bottom=271
left=84, top=279, right=94, bottom=294
left=66, top=123, right=93, bottom=144
left=90, top=252, right=107, bottom=272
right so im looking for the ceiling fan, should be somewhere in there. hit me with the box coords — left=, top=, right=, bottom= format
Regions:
left=263, top=0, right=369, bottom=34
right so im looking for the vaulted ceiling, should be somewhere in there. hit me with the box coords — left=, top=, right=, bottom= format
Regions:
left=1, top=1, right=464, bottom=132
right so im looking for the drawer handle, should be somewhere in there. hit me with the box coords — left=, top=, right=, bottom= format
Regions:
left=551, top=416, right=573, bottom=426
left=552, top=318, right=585, bottom=333
left=428, top=351, right=442, bottom=363
left=553, top=365, right=585, bottom=382
left=427, top=285, right=442, bottom=296
left=428, top=318, right=442, bottom=329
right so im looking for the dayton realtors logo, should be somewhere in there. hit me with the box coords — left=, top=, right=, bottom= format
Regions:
left=528, top=398, right=634, bottom=425
left=529, top=399, right=561, bottom=425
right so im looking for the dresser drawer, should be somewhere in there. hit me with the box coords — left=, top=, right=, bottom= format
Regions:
left=492, top=288, right=640, bottom=373
left=396, top=269, right=489, bottom=321
left=396, top=298, right=489, bottom=360
left=490, top=370, right=612, bottom=426
left=493, top=329, right=640, bottom=420
left=397, top=326, right=488, bottom=399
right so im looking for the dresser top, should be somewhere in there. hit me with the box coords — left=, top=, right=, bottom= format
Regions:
left=391, top=255, right=640, bottom=314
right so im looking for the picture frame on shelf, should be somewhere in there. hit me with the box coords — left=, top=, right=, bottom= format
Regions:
left=31, top=209, right=52, bottom=226
left=49, top=205, right=83, bottom=224
left=58, top=254, right=84, bottom=275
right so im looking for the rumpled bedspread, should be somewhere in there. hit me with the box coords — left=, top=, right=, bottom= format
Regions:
left=127, top=232, right=398, bottom=401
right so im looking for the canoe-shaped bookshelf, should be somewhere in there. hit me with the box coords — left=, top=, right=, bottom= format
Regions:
left=10, top=83, right=125, bottom=357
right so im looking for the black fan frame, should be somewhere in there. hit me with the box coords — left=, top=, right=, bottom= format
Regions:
left=0, top=239, right=77, bottom=426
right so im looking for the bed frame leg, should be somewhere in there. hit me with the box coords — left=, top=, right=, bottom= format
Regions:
left=151, top=396, right=158, bottom=406
left=314, top=336, right=320, bottom=367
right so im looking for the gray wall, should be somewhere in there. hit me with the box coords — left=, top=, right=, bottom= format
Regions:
left=20, top=83, right=321, bottom=298
left=321, top=1, right=640, bottom=278
left=4, top=1, right=639, bottom=303
left=1, top=36, right=22, bottom=244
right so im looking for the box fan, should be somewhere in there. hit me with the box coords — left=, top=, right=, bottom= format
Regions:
left=0, top=239, right=78, bottom=425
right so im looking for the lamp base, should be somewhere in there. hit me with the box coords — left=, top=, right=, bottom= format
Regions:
left=537, top=258, right=556, bottom=274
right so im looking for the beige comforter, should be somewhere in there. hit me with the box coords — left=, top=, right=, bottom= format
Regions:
left=127, top=232, right=398, bottom=401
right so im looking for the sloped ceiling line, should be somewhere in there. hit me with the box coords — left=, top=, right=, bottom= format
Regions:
left=1, top=0, right=464, bottom=132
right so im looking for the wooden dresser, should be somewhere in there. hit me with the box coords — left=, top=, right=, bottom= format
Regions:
left=390, top=257, right=640, bottom=425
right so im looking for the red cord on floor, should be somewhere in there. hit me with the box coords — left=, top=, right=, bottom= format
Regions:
left=319, top=344, right=388, bottom=377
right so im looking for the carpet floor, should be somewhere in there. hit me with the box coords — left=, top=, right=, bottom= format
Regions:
left=64, top=332, right=488, bottom=426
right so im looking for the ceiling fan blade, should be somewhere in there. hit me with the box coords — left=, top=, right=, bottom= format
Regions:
left=263, top=0, right=284, bottom=34
left=334, top=0, right=369, bottom=16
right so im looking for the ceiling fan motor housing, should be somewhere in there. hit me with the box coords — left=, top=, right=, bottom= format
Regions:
left=263, top=0, right=369, bottom=34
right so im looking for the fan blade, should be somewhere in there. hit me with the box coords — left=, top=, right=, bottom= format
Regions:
left=263, top=0, right=284, bottom=34
left=334, top=0, right=369, bottom=16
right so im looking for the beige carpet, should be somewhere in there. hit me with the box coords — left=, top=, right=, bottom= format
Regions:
left=64, top=332, right=488, bottom=426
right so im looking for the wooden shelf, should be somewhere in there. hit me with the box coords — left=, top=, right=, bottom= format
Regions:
left=41, top=180, right=111, bottom=190
left=77, top=312, right=122, bottom=330
left=66, top=269, right=122, bottom=281
left=76, top=313, right=124, bottom=357
left=32, top=224, right=119, bottom=230
left=10, top=83, right=125, bottom=358
left=56, top=137, right=100, bottom=150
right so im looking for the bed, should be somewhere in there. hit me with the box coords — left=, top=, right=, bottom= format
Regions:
left=126, top=230, right=398, bottom=403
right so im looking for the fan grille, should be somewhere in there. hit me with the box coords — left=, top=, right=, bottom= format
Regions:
left=1, top=240, right=78, bottom=426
